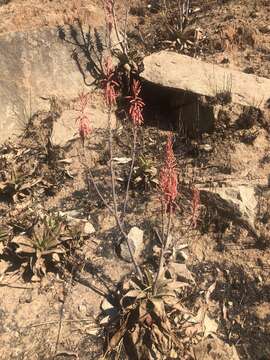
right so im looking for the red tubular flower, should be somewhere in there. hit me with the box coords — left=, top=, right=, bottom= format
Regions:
left=159, top=134, right=178, bottom=212
left=126, top=79, right=145, bottom=126
left=191, top=186, right=200, bottom=228
left=101, top=56, right=119, bottom=107
left=75, top=91, right=90, bottom=113
left=77, top=115, right=91, bottom=141
left=75, top=91, right=91, bottom=142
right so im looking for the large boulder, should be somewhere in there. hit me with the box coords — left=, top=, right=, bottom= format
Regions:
left=0, top=27, right=89, bottom=143
left=141, top=51, right=270, bottom=111
left=0, top=22, right=119, bottom=144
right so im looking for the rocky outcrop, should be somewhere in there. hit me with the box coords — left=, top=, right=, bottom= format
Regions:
left=0, top=22, right=123, bottom=144
left=0, top=26, right=91, bottom=143
left=141, top=51, right=270, bottom=111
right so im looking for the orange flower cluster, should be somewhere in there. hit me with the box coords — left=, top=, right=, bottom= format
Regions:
left=159, top=134, right=178, bottom=212
left=101, top=56, right=119, bottom=107
left=75, top=91, right=91, bottom=142
left=126, top=79, right=145, bottom=126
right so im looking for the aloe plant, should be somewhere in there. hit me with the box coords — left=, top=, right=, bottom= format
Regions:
left=103, top=266, right=192, bottom=359
left=11, top=213, right=67, bottom=278
left=132, top=155, right=158, bottom=190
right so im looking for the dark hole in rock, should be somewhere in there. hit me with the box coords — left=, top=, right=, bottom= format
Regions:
left=141, top=81, right=215, bottom=138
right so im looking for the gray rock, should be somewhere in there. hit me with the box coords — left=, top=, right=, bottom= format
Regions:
left=98, top=213, right=116, bottom=232
left=201, top=185, right=259, bottom=237
left=120, top=227, right=144, bottom=263
left=0, top=24, right=119, bottom=145
left=141, top=51, right=270, bottom=111
left=51, top=110, right=79, bottom=147
left=60, top=209, right=83, bottom=221
left=218, top=186, right=257, bottom=226
left=0, top=27, right=88, bottom=144
left=83, top=221, right=96, bottom=235
left=59, top=209, right=95, bottom=235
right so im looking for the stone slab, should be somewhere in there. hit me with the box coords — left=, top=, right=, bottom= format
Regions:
left=142, top=51, right=270, bottom=111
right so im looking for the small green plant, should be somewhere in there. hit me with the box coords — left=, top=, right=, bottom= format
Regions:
left=132, top=155, right=158, bottom=190
left=11, top=213, right=69, bottom=278
left=0, top=166, right=31, bottom=202
left=161, top=0, right=191, bottom=44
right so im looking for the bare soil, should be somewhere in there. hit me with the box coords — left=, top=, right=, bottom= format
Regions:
left=0, top=0, right=104, bottom=34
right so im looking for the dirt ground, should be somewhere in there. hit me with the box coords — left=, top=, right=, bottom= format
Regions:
left=0, top=0, right=104, bottom=33
left=0, top=0, right=270, bottom=359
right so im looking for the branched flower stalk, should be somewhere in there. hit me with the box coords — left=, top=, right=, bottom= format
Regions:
left=123, top=79, right=145, bottom=216
left=154, top=133, right=178, bottom=295
left=84, top=2, right=143, bottom=281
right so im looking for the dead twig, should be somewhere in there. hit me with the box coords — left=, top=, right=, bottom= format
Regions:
left=74, top=271, right=109, bottom=297
left=54, top=268, right=75, bottom=357
left=0, top=283, right=34, bottom=290
left=21, top=319, right=97, bottom=329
